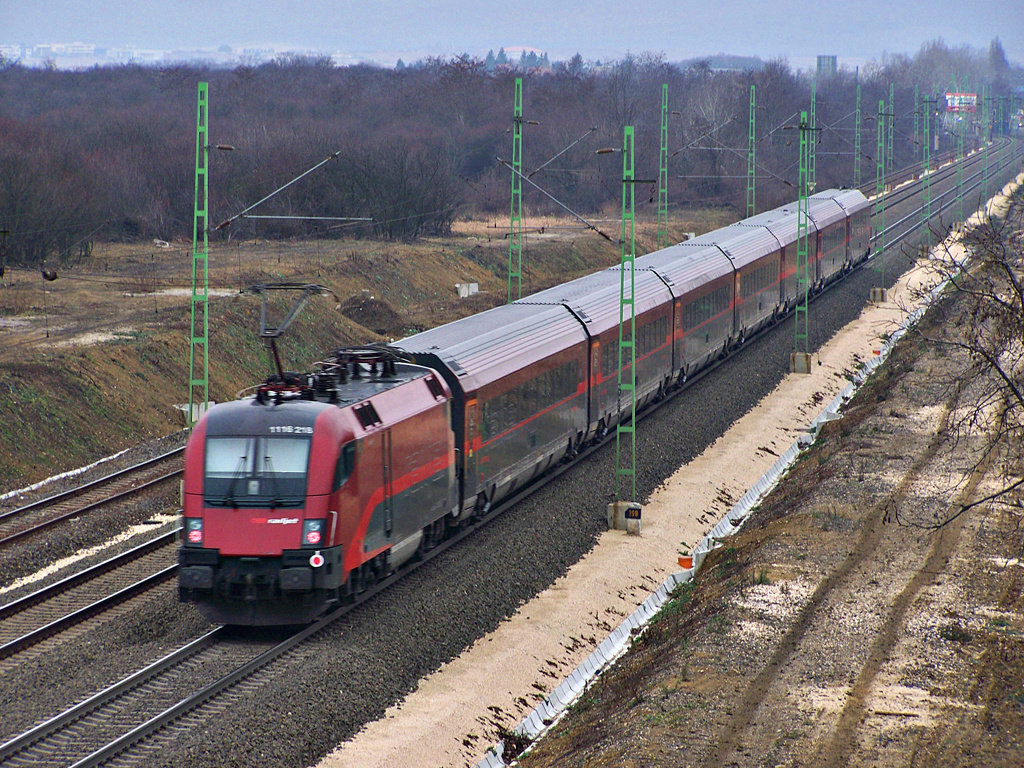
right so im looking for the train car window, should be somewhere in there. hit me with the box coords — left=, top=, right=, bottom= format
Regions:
left=334, top=442, right=356, bottom=490
left=479, top=358, right=582, bottom=441
left=602, top=339, right=618, bottom=379
left=687, top=284, right=730, bottom=330
left=480, top=402, right=489, bottom=439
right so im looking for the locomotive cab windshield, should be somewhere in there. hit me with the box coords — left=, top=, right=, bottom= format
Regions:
left=204, top=435, right=311, bottom=508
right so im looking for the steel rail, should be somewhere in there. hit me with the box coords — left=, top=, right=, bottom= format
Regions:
left=0, top=446, right=183, bottom=521
left=0, top=528, right=179, bottom=620
left=0, top=471, right=182, bottom=548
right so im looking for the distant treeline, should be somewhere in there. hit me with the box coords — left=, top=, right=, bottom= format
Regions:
left=0, top=38, right=1019, bottom=267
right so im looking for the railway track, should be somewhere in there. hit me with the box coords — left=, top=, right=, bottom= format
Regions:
left=871, top=138, right=1001, bottom=214
left=873, top=138, right=1021, bottom=251
left=0, top=449, right=183, bottom=548
left=0, top=626, right=279, bottom=768
left=0, top=530, right=179, bottom=666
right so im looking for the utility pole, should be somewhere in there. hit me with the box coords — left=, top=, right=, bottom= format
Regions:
left=791, top=111, right=812, bottom=374
left=507, top=77, right=524, bottom=302
left=809, top=81, right=817, bottom=192
left=657, top=84, right=669, bottom=248
left=747, top=84, right=756, bottom=217
left=188, top=82, right=210, bottom=429
left=854, top=84, right=862, bottom=187
left=887, top=83, right=895, bottom=171
left=871, top=100, right=891, bottom=304
left=615, top=126, right=637, bottom=504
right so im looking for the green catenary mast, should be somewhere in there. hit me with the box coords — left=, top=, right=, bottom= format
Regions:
left=914, top=85, right=919, bottom=146
left=854, top=84, right=862, bottom=187
left=809, top=81, right=817, bottom=192
left=922, top=95, right=933, bottom=249
left=188, top=82, right=210, bottom=429
left=887, top=83, right=895, bottom=171
left=874, top=100, right=887, bottom=296
left=507, top=77, right=524, bottom=302
left=657, top=84, right=669, bottom=248
left=956, top=106, right=965, bottom=223
left=792, top=111, right=811, bottom=369
left=616, top=126, right=637, bottom=502
left=747, top=84, right=756, bottom=217
left=982, top=85, right=990, bottom=204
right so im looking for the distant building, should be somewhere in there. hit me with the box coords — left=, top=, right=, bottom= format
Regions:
left=816, top=55, right=837, bottom=78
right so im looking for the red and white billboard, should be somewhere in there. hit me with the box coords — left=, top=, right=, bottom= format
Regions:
left=945, top=93, right=978, bottom=113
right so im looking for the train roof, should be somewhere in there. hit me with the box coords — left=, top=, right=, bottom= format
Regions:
left=811, top=188, right=870, bottom=215
left=806, top=195, right=847, bottom=229
left=682, top=224, right=782, bottom=269
left=516, top=267, right=673, bottom=335
left=634, top=243, right=734, bottom=297
left=203, top=397, right=332, bottom=436
left=731, top=205, right=810, bottom=246
left=399, top=302, right=586, bottom=394
left=202, top=361, right=439, bottom=435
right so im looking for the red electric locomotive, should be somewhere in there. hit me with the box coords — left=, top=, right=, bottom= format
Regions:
left=179, top=348, right=458, bottom=625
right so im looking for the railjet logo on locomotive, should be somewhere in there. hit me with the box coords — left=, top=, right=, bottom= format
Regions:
left=178, top=189, right=870, bottom=626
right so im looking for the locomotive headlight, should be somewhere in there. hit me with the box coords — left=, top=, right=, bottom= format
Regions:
left=184, top=517, right=204, bottom=546
left=302, top=519, right=326, bottom=547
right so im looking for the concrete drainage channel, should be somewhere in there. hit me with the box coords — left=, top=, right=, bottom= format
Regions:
left=471, top=179, right=1023, bottom=768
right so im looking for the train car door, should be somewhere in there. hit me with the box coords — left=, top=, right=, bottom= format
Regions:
left=382, top=428, right=394, bottom=537
left=463, top=398, right=478, bottom=512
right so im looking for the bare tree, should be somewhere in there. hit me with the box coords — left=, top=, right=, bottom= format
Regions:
left=900, top=194, right=1024, bottom=529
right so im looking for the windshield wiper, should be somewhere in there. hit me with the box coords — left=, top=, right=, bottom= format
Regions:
left=261, top=453, right=284, bottom=509
left=222, top=455, right=249, bottom=508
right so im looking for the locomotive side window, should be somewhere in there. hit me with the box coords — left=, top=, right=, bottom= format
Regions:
left=204, top=436, right=311, bottom=507
left=334, top=442, right=356, bottom=490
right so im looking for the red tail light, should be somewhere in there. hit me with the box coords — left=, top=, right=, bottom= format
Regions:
left=302, top=519, right=326, bottom=547
left=184, top=517, right=204, bottom=546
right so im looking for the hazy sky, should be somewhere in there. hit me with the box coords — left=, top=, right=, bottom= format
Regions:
left=2, top=0, right=1021, bottom=66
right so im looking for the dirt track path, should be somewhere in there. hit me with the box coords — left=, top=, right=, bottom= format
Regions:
left=701, top=400, right=961, bottom=768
